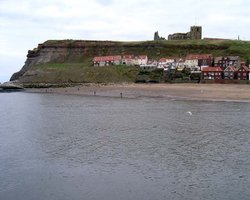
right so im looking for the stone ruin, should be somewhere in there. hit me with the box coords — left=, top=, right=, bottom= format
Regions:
left=154, top=31, right=166, bottom=41
left=154, top=26, right=202, bottom=41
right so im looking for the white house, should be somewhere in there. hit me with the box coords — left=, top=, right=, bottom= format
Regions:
left=185, top=54, right=213, bottom=68
left=133, top=55, right=148, bottom=66
left=122, top=55, right=134, bottom=66
left=185, top=55, right=199, bottom=68
left=158, top=58, right=175, bottom=68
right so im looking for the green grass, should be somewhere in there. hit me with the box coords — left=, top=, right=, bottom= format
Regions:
left=33, top=63, right=88, bottom=69
left=40, top=39, right=250, bottom=60
left=25, top=64, right=140, bottom=84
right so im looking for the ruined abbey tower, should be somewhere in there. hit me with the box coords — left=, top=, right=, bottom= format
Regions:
left=190, top=26, right=202, bottom=40
left=167, top=26, right=202, bottom=40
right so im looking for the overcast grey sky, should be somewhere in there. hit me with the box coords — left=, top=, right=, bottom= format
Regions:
left=0, top=0, right=249, bottom=82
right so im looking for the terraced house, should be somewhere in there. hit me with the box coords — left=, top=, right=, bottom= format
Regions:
left=93, top=55, right=148, bottom=67
left=214, top=56, right=240, bottom=69
left=122, top=55, right=134, bottom=66
left=224, top=66, right=237, bottom=79
left=158, top=58, right=175, bottom=68
left=132, top=55, right=148, bottom=66
left=93, top=53, right=250, bottom=82
left=93, top=55, right=121, bottom=67
left=202, top=67, right=223, bottom=80
left=236, top=66, right=249, bottom=80
left=185, top=54, right=213, bottom=68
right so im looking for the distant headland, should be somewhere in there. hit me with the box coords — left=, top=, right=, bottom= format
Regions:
left=10, top=37, right=250, bottom=87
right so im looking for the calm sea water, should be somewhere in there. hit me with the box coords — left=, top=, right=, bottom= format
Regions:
left=0, top=92, right=250, bottom=200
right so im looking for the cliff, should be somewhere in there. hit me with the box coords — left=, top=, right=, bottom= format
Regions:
left=11, top=39, right=250, bottom=84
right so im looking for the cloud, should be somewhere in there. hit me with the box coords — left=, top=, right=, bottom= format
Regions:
left=95, top=0, right=113, bottom=5
left=0, top=0, right=250, bottom=82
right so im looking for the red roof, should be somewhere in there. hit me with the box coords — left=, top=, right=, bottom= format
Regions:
left=134, top=55, right=147, bottom=60
left=202, top=67, right=223, bottom=72
left=237, top=66, right=249, bottom=72
left=123, top=55, right=134, bottom=59
left=159, top=58, right=167, bottom=62
left=159, top=58, right=174, bottom=62
left=138, top=55, right=147, bottom=59
left=93, top=56, right=105, bottom=62
left=113, top=55, right=122, bottom=60
left=186, top=54, right=213, bottom=60
left=224, top=66, right=237, bottom=72
left=93, top=55, right=122, bottom=62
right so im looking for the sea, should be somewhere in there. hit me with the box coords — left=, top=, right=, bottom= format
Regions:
left=0, top=91, right=250, bottom=200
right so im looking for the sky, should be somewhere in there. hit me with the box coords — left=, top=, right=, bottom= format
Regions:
left=0, top=0, right=250, bottom=82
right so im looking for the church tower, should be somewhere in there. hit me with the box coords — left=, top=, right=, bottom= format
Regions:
left=190, top=26, right=202, bottom=40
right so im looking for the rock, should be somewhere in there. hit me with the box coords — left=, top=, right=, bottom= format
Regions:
left=0, top=81, right=24, bottom=90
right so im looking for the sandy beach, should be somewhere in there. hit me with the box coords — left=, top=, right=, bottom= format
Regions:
left=27, top=83, right=250, bottom=102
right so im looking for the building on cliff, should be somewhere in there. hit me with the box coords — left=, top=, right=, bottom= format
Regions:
left=214, top=56, right=240, bottom=69
left=93, top=55, right=122, bottom=67
left=185, top=54, right=213, bottom=68
left=154, top=31, right=166, bottom=40
left=93, top=55, right=148, bottom=67
left=132, top=55, right=148, bottom=66
left=168, top=26, right=202, bottom=40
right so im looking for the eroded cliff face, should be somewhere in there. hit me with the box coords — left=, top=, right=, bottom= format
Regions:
left=10, top=40, right=124, bottom=82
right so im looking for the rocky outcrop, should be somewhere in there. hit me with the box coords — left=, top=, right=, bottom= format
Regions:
left=0, top=81, right=24, bottom=90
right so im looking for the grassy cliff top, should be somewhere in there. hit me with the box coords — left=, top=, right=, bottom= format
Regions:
left=40, top=39, right=250, bottom=60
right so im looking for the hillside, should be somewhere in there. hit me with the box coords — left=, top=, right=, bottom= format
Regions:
left=11, top=39, right=250, bottom=85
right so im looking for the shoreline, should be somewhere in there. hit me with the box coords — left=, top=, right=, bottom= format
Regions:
left=25, top=83, right=250, bottom=102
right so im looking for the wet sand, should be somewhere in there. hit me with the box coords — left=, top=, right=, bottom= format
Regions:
left=26, top=83, right=250, bottom=102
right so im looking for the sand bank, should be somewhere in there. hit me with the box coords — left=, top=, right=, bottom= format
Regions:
left=26, top=83, right=250, bottom=102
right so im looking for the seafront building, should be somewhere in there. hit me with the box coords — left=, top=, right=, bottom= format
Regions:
left=93, top=55, right=122, bottom=67
left=93, top=53, right=250, bottom=81
left=93, top=55, right=148, bottom=67
left=224, top=66, right=238, bottom=79
left=214, top=56, right=241, bottom=69
left=202, top=67, right=223, bottom=80
left=185, top=54, right=213, bottom=68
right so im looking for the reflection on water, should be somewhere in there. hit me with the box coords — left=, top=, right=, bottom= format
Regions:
left=1, top=92, right=250, bottom=200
